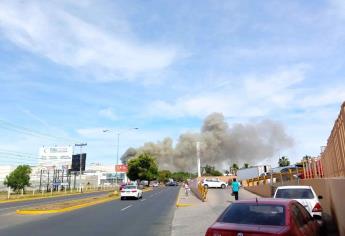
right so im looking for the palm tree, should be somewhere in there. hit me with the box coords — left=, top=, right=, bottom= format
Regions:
left=278, top=156, right=290, bottom=167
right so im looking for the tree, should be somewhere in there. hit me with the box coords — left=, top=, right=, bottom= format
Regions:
left=202, top=165, right=223, bottom=176
left=243, top=163, right=250, bottom=168
left=278, top=156, right=290, bottom=167
left=224, top=170, right=230, bottom=176
left=127, top=153, right=158, bottom=181
left=4, top=165, right=31, bottom=192
left=158, top=170, right=172, bottom=183
left=231, top=163, right=239, bottom=175
left=171, top=172, right=194, bottom=182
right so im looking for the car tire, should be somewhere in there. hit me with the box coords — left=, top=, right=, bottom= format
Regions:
left=120, top=197, right=124, bottom=200
left=221, top=184, right=225, bottom=189
left=204, top=184, right=208, bottom=189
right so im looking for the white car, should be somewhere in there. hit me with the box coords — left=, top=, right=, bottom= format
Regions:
left=202, top=178, right=227, bottom=189
left=120, top=185, right=143, bottom=200
left=273, top=185, right=322, bottom=220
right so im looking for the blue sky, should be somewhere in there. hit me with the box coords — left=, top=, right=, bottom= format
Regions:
left=0, top=0, right=345, bottom=167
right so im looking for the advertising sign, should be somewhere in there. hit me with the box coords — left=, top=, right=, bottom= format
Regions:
left=115, top=164, right=128, bottom=173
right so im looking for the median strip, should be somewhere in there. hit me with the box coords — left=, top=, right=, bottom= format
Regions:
left=15, top=187, right=153, bottom=215
left=16, top=193, right=119, bottom=215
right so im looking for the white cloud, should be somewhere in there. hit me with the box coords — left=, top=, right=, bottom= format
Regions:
left=98, top=108, right=119, bottom=121
left=0, top=1, right=178, bottom=81
left=147, top=65, right=308, bottom=119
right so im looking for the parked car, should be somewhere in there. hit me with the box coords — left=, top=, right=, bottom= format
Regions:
left=202, top=178, right=227, bottom=189
left=120, top=185, right=143, bottom=200
left=150, top=181, right=159, bottom=187
left=273, top=185, right=323, bottom=221
left=205, top=198, right=320, bottom=236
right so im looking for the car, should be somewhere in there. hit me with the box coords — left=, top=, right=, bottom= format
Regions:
left=202, top=178, right=227, bottom=189
left=119, top=183, right=127, bottom=191
left=120, top=185, right=143, bottom=200
left=205, top=198, right=321, bottom=236
left=152, top=181, right=159, bottom=187
left=165, top=181, right=178, bottom=186
left=273, top=185, right=323, bottom=221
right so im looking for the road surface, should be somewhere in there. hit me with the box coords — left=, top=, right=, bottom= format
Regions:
left=0, top=186, right=179, bottom=236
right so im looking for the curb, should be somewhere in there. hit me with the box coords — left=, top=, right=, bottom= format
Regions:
left=16, top=196, right=119, bottom=215
left=0, top=190, right=112, bottom=204
left=175, top=187, right=192, bottom=208
left=176, top=203, right=193, bottom=207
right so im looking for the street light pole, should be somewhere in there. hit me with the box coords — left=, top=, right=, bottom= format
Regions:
left=103, top=128, right=138, bottom=185
left=116, top=132, right=120, bottom=184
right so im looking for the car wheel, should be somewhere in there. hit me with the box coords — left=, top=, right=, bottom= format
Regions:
left=221, top=184, right=225, bottom=189
left=120, top=197, right=124, bottom=200
left=204, top=184, right=208, bottom=189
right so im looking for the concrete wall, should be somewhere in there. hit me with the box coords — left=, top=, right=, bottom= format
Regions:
left=245, top=178, right=345, bottom=235
left=321, top=102, right=345, bottom=177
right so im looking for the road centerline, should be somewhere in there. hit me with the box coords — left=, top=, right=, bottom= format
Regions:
left=121, top=205, right=132, bottom=211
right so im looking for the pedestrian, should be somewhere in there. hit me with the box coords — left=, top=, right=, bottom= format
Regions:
left=231, top=178, right=240, bottom=200
left=184, top=181, right=190, bottom=196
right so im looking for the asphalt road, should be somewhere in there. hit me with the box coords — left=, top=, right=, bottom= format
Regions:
left=0, top=186, right=180, bottom=236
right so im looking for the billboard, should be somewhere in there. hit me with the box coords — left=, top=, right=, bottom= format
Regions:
left=115, top=164, right=128, bottom=173
left=71, top=154, right=86, bottom=172
left=39, top=146, right=73, bottom=169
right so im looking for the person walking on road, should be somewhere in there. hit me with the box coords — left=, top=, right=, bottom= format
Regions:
left=231, top=178, right=240, bottom=200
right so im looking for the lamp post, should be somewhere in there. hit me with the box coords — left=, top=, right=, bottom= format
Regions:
left=103, top=128, right=138, bottom=185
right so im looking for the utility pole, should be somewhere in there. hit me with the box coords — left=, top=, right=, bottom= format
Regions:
left=75, top=143, right=87, bottom=192
left=196, top=141, right=201, bottom=177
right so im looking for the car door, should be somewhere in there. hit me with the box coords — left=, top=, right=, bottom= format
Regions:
left=290, top=203, right=313, bottom=236
left=296, top=202, right=319, bottom=235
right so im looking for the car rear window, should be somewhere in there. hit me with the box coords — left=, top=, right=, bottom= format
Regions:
left=275, top=188, right=314, bottom=199
left=219, top=203, right=285, bottom=226
left=124, top=185, right=137, bottom=189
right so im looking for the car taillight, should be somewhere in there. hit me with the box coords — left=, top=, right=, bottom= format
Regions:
left=312, top=202, right=322, bottom=212
left=205, top=228, right=221, bottom=236
left=131, top=190, right=137, bottom=192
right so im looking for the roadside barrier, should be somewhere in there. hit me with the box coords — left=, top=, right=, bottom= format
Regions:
left=188, top=179, right=208, bottom=202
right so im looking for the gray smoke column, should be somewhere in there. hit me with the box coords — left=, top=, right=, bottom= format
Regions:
left=121, top=113, right=294, bottom=171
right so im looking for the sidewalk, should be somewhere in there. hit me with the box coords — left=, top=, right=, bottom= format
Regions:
left=171, top=187, right=259, bottom=236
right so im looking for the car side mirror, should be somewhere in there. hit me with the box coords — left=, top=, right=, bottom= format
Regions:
left=318, top=195, right=323, bottom=200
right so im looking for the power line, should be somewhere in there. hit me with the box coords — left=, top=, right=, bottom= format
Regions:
left=0, top=119, right=78, bottom=143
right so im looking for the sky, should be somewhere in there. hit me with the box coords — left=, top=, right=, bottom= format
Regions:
left=0, top=0, right=345, bottom=168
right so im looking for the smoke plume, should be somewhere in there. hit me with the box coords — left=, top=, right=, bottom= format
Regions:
left=121, top=113, right=293, bottom=171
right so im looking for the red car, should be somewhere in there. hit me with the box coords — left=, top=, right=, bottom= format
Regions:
left=205, top=198, right=320, bottom=236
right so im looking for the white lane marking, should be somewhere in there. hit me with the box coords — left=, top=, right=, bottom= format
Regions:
left=121, top=205, right=132, bottom=211
left=140, top=199, right=146, bottom=202
left=0, top=212, right=15, bottom=216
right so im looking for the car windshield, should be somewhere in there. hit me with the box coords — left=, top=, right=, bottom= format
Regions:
left=275, top=189, right=314, bottom=199
left=219, top=203, right=285, bottom=226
